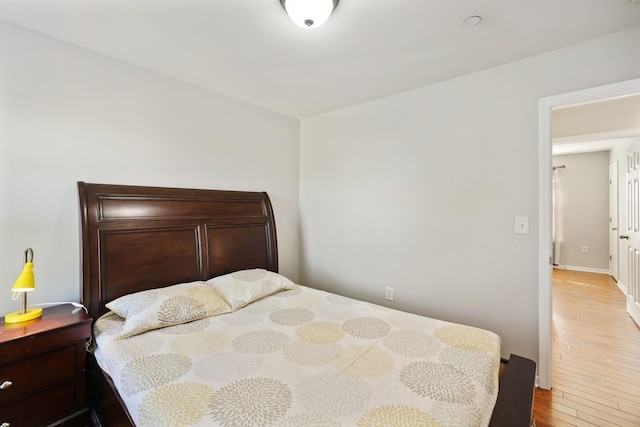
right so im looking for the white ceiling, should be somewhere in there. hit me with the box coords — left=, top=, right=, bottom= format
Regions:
left=1, top=0, right=640, bottom=118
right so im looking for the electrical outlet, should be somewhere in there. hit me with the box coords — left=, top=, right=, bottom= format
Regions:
left=581, top=246, right=589, bottom=254
left=385, top=286, right=394, bottom=301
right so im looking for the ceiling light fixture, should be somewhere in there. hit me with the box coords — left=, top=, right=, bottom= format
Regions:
left=280, top=0, right=339, bottom=29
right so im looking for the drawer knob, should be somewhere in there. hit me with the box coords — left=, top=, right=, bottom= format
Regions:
left=0, top=381, right=12, bottom=390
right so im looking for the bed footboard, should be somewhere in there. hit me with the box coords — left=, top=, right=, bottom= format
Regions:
left=489, top=354, right=536, bottom=427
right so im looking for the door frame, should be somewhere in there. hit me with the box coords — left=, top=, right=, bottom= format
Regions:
left=538, top=77, right=640, bottom=390
left=610, top=161, right=619, bottom=281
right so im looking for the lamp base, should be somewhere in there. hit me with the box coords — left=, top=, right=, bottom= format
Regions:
left=4, top=307, right=43, bottom=323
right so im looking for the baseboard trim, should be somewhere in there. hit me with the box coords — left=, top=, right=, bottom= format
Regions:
left=627, top=295, right=640, bottom=326
left=553, top=265, right=610, bottom=275
left=616, top=280, right=628, bottom=295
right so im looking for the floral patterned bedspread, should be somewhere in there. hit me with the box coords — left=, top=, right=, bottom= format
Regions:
left=93, top=285, right=501, bottom=426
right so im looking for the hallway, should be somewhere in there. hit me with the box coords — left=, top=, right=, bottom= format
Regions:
left=533, top=269, right=640, bottom=426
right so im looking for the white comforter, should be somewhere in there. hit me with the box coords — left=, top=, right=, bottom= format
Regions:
left=93, top=285, right=501, bottom=426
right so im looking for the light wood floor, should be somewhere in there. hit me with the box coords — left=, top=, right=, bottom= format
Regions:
left=532, top=269, right=640, bottom=427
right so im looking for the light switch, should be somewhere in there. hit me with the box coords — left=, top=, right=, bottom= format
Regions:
left=515, top=216, right=530, bottom=234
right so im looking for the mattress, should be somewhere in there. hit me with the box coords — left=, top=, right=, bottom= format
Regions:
left=93, top=284, right=501, bottom=426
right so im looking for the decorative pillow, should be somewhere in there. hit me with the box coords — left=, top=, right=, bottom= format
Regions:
left=206, top=269, right=298, bottom=311
left=106, top=281, right=231, bottom=338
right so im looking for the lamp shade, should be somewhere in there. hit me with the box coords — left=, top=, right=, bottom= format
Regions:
left=280, top=0, right=339, bottom=28
left=5, top=248, right=42, bottom=324
left=11, top=261, right=35, bottom=292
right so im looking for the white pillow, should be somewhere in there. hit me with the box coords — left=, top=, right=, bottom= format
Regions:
left=106, top=281, right=231, bottom=338
left=207, top=269, right=297, bottom=311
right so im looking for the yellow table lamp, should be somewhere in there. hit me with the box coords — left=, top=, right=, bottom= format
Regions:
left=5, top=248, right=43, bottom=323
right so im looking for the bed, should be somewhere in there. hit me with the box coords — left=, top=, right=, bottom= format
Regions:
left=77, top=182, right=536, bottom=427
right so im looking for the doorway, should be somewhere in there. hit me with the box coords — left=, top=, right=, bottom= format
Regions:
left=551, top=151, right=611, bottom=275
left=538, top=77, right=640, bottom=390
left=610, top=161, right=619, bottom=281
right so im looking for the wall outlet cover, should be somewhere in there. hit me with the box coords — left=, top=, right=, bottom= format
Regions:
left=385, top=286, right=394, bottom=301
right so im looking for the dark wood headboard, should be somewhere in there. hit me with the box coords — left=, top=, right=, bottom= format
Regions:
left=77, top=182, right=278, bottom=320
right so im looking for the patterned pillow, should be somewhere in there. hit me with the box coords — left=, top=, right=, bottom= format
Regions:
left=206, top=269, right=298, bottom=311
left=106, top=281, right=231, bottom=338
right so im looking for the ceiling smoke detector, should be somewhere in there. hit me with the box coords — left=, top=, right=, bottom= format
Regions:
left=463, top=16, right=482, bottom=27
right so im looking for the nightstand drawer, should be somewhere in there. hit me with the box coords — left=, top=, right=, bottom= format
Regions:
left=0, top=345, right=75, bottom=406
left=0, top=323, right=91, bottom=366
left=1, top=305, right=92, bottom=426
left=1, top=381, right=75, bottom=426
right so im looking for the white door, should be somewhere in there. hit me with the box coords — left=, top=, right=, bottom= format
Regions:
left=624, top=140, right=640, bottom=327
left=609, top=162, right=619, bottom=280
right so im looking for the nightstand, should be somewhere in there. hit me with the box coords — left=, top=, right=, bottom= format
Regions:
left=0, top=305, right=92, bottom=426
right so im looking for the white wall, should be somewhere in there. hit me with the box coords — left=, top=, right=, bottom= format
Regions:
left=553, top=94, right=640, bottom=138
left=299, top=25, right=640, bottom=362
left=0, top=21, right=300, bottom=316
left=552, top=152, right=609, bottom=271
